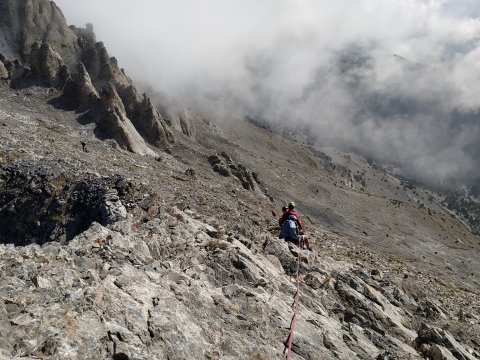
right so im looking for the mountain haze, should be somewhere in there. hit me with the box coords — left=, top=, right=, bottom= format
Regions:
left=56, top=0, right=480, bottom=186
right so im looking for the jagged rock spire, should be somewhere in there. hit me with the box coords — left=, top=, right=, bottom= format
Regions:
left=28, top=42, right=68, bottom=88
left=94, top=82, right=157, bottom=156
left=0, top=0, right=175, bottom=154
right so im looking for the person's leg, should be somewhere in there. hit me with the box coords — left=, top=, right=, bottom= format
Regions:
left=303, top=235, right=309, bottom=247
left=304, top=235, right=313, bottom=251
left=298, top=235, right=304, bottom=249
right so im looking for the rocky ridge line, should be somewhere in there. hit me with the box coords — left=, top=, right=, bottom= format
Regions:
left=0, top=0, right=177, bottom=155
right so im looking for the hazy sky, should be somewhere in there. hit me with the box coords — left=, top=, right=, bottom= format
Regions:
left=56, top=0, right=480, bottom=184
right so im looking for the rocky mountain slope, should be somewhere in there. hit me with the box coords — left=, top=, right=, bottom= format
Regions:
left=0, top=1, right=479, bottom=359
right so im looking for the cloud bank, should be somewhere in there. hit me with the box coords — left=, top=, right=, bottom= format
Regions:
left=56, top=0, right=480, bottom=185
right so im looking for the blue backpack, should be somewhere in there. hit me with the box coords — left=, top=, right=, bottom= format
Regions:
left=280, top=215, right=298, bottom=240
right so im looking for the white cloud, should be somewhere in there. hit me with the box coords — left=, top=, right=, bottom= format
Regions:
left=55, top=0, right=480, bottom=184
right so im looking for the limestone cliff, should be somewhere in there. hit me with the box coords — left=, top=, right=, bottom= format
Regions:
left=0, top=0, right=173, bottom=154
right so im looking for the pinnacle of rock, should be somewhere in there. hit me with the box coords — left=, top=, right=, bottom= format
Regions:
left=118, top=85, right=174, bottom=148
left=56, top=62, right=99, bottom=111
left=28, top=42, right=68, bottom=88
left=93, top=82, right=157, bottom=156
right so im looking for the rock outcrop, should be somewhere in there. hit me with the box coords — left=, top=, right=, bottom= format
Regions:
left=55, top=62, right=99, bottom=111
left=91, top=83, right=157, bottom=156
left=28, top=42, right=69, bottom=88
left=154, top=99, right=197, bottom=137
left=118, top=86, right=174, bottom=148
left=0, top=163, right=131, bottom=246
left=165, top=106, right=197, bottom=137
left=0, top=0, right=174, bottom=154
left=208, top=152, right=259, bottom=191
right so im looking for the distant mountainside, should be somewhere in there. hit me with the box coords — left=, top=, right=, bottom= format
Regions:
left=0, top=1, right=479, bottom=359
left=245, top=42, right=480, bottom=190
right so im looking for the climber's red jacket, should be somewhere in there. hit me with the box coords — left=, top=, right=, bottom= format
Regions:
left=280, top=210, right=303, bottom=230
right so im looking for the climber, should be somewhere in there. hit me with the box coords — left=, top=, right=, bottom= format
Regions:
left=280, top=201, right=303, bottom=230
left=299, top=233, right=313, bottom=252
left=279, top=202, right=312, bottom=251
left=80, top=141, right=88, bottom=153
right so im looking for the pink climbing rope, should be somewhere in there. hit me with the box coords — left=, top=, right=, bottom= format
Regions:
left=286, top=249, right=301, bottom=360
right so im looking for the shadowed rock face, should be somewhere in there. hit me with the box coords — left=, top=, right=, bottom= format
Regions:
left=0, top=0, right=174, bottom=154
left=0, top=164, right=130, bottom=246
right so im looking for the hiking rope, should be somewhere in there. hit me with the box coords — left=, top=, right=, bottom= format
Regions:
left=285, top=249, right=301, bottom=360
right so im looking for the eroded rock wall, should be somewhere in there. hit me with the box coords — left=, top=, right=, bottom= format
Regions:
left=0, top=0, right=174, bottom=154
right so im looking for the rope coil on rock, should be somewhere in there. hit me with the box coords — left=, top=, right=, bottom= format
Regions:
left=285, top=249, right=301, bottom=360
